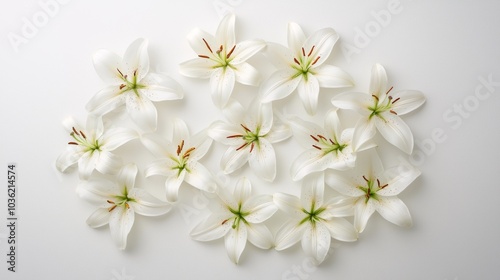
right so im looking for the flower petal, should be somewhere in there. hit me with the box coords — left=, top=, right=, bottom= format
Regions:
left=234, top=62, right=261, bottom=86
left=246, top=223, right=274, bottom=249
left=94, top=151, right=122, bottom=175
left=56, top=148, right=81, bottom=172
left=265, top=116, right=292, bottom=144
left=233, top=177, right=252, bottom=204
left=322, top=217, right=358, bottom=242
left=189, top=129, right=213, bottom=160
left=297, top=73, right=320, bottom=115
left=102, top=127, right=138, bottom=151
left=77, top=179, right=118, bottom=203
left=290, top=149, right=327, bottom=181
left=287, top=22, right=306, bottom=55
left=129, top=188, right=171, bottom=216
left=168, top=118, right=190, bottom=144
left=190, top=213, right=232, bottom=241
left=165, top=170, right=186, bottom=202
left=391, top=90, right=426, bottom=115
left=140, top=73, right=184, bottom=101
left=225, top=224, right=248, bottom=264
left=325, top=172, right=364, bottom=197
left=373, top=196, right=412, bottom=228
left=300, top=173, right=325, bottom=210
left=354, top=199, right=376, bottom=233
left=125, top=93, right=157, bottom=132
left=273, top=193, right=303, bottom=218
left=288, top=116, right=324, bottom=148
left=78, top=151, right=98, bottom=179
left=185, top=162, right=216, bottom=193
left=275, top=220, right=306, bottom=251
left=370, top=63, right=388, bottom=99
left=301, top=222, right=331, bottom=265
left=208, top=121, right=242, bottom=146
left=378, top=165, right=421, bottom=196
left=220, top=147, right=250, bottom=174
left=210, top=67, right=236, bottom=108
left=216, top=13, right=235, bottom=50
left=260, top=69, right=301, bottom=103
left=229, top=39, right=265, bottom=64
left=243, top=194, right=277, bottom=223
left=86, top=207, right=111, bottom=228
left=186, top=28, right=216, bottom=57
left=331, top=91, right=372, bottom=116
left=303, top=27, right=339, bottom=68
left=85, top=86, right=124, bottom=116
left=92, top=50, right=123, bottom=84
left=352, top=117, right=377, bottom=152
left=179, top=58, right=216, bottom=78
left=248, top=138, right=276, bottom=182
left=374, top=114, right=414, bottom=154
left=117, top=163, right=137, bottom=193
left=315, top=65, right=354, bottom=88
left=123, top=38, right=149, bottom=81
left=109, top=206, right=135, bottom=250
left=265, top=42, right=294, bottom=69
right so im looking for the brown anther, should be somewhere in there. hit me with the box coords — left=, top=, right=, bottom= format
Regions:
left=249, top=142, right=255, bottom=153
left=68, top=142, right=78, bottom=145
left=380, top=183, right=388, bottom=189
left=293, top=58, right=301, bottom=65
left=108, top=205, right=117, bottom=212
left=107, top=200, right=115, bottom=204
left=125, top=203, right=130, bottom=209
left=133, top=69, right=137, bottom=76
left=236, top=142, right=248, bottom=151
left=119, top=84, right=126, bottom=90
left=312, top=144, right=322, bottom=150
left=117, top=68, right=124, bottom=77
left=124, top=75, right=128, bottom=79
left=80, top=131, right=86, bottom=139
left=390, top=110, right=398, bottom=115
left=72, top=127, right=79, bottom=135
left=198, top=54, right=210, bottom=59
left=202, top=38, right=213, bottom=53
left=226, top=45, right=236, bottom=59
left=183, top=147, right=196, bottom=158
left=240, top=124, right=251, bottom=132
left=222, top=219, right=229, bottom=225
left=302, top=47, right=306, bottom=56
left=177, top=140, right=185, bottom=156
left=372, top=94, right=379, bottom=101
left=310, top=135, right=319, bottom=142
left=392, top=97, right=400, bottom=104
left=311, top=56, right=321, bottom=65
left=329, top=139, right=337, bottom=145
left=307, top=46, right=315, bottom=57
left=317, top=134, right=327, bottom=141
left=362, top=175, right=369, bottom=182
left=386, top=86, right=394, bottom=95
left=216, top=45, right=223, bottom=54
left=227, top=134, right=243, bottom=139
left=377, top=179, right=381, bottom=187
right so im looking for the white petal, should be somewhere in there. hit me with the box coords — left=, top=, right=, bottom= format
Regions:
left=102, top=127, right=138, bottom=151
left=324, top=172, right=364, bottom=197
left=265, top=117, right=292, bottom=143
left=374, top=114, right=414, bottom=154
left=95, top=151, right=122, bottom=175
left=255, top=100, right=273, bottom=135
left=287, top=22, right=306, bottom=55
left=140, top=133, right=169, bottom=157
left=189, top=129, right=213, bottom=160
left=78, top=151, right=98, bottom=179
left=246, top=223, right=274, bottom=249
left=260, top=69, right=301, bottom=103
left=190, top=213, right=232, bottom=241
left=331, top=91, right=372, bottom=116
left=290, top=149, right=327, bottom=181
left=354, top=199, right=376, bottom=233
left=265, top=42, right=294, bottom=69
left=370, top=63, right=388, bottom=99
left=275, top=221, right=306, bottom=251
left=117, top=163, right=137, bottom=193
left=301, top=222, right=331, bottom=265
left=352, top=118, right=377, bottom=152
left=123, top=38, right=149, bottom=81
left=85, top=86, right=124, bottom=116
left=144, top=160, right=170, bottom=177
left=391, top=90, right=426, bottom=115
left=92, top=49, right=123, bottom=84
left=248, top=138, right=276, bottom=182
left=185, top=162, right=216, bottom=193
left=220, top=147, right=250, bottom=174
left=208, top=121, right=242, bottom=146
left=321, top=218, right=358, bottom=242
left=378, top=166, right=421, bottom=196
left=321, top=196, right=357, bottom=218
left=216, top=13, right=235, bottom=50
left=186, top=28, right=216, bottom=57
left=86, top=207, right=111, bottom=228
left=165, top=171, right=186, bottom=202
left=210, top=67, right=236, bottom=108
left=140, top=73, right=184, bottom=101
left=56, top=148, right=81, bottom=172
left=243, top=195, right=277, bottom=223
left=77, top=179, right=118, bottom=202
left=125, top=93, right=157, bottom=132
left=300, top=173, right=325, bottom=211
left=179, top=58, right=216, bottom=78
left=273, top=193, right=303, bottom=219
left=315, top=65, right=354, bottom=88
left=233, top=177, right=252, bottom=204
left=373, top=196, right=412, bottom=228
left=288, top=116, right=324, bottom=148
left=129, top=188, right=171, bottom=216
left=229, top=39, right=265, bottom=64
left=302, top=27, right=339, bottom=68
left=225, top=224, right=248, bottom=264
left=234, top=62, right=261, bottom=86
left=169, top=117, right=190, bottom=144
left=297, top=74, right=320, bottom=115
left=221, top=99, right=245, bottom=124
left=324, top=108, right=342, bottom=140
left=109, top=206, right=135, bottom=250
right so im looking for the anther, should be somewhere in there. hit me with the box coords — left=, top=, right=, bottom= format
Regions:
left=117, top=68, right=124, bottom=77
left=202, top=38, right=213, bottom=53
left=68, top=142, right=78, bottom=145
left=72, top=127, right=79, bottom=135
left=392, top=97, right=400, bottom=104
left=107, top=200, right=115, bottom=204
left=302, top=47, right=306, bottom=56
left=183, top=147, right=196, bottom=158
left=362, top=175, right=369, bottom=182
left=377, top=179, right=381, bottom=187
left=310, top=135, right=319, bottom=142
left=226, top=45, right=236, bottom=59
left=240, top=124, right=251, bottom=132
left=216, top=45, right=223, bottom=54
left=294, top=58, right=300, bottom=65
left=317, top=135, right=327, bottom=141
left=307, top=46, right=315, bottom=57
left=312, top=145, right=322, bottom=150
left=329, top=139, right=337, bottom=145
left=250, top=142, right=255, bottom=153
left=222, top=219, right=229, bottom=225
left=125, top=203, right=130, bottom=209
left=385, top=86, right=393, bottom=95
left=311, top=56, right=321, bottom=65
left=227, top=134, right=243, bottom=139
left=198, top=54, right=210, bottom=59
left=236, top=142, right=248, bottom=151
left=119, top=84, right=126, bottom=90
left=133, top=69, right=137, bottom=77
left=177, top=140, right=185, bottom=156
left=108, top=205, right=117, bottom=212
left=390, top=110, right=398, bottom=115
left=372, top=95, right=379, bottom=101
left=80, top=131, right=86, bottom=139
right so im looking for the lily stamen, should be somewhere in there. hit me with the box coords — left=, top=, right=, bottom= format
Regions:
left=227, top=134, right=243, bottom=139
left=117, top=68, right=124, bottom=77
left=317, top=135, right=327, bottom=141
left=294, top=58, right=300, bottom=65
left=119, top=84, right=126, bottom=90
left=68, top=142, right=78, bottom=145
left=240, top=124, right=251, bottom=132
left=302, top=47, right=306, bottom=56
left=183, top=147, right=196, bottom=158
left=202, top=38, right=213, bottom=53
left=362, top=175, right=369, bottom=182
left=386, top=86, right=394, bottom=95
left=372, top=94, right=379, bottom=101
left=312, top=144, right=322, bottom=150
left=310, top=135, right=319, bottom=142
left=198, top=54, right=210, bottom=59
left=216, top=45, right=223, bottom=54
left=390, top=110, right=398, bottom=115
left=80, top=131, right=86, bottom=139
left=307, top=45, right=315, bottom=57
left=311, top=56, right=321, bottom=65
left=249, top=142, right=255, bottom=153
left=236, top=142, right=248, bottom=151
left=72, top=127, right=79, bottom=135
left=108, top=205, right=117, bottom=212
left=392, top=97, right=400, bottom=104
left=226, top=45, right=236, bottom=59
left=177, top=140, right=185, bottom=156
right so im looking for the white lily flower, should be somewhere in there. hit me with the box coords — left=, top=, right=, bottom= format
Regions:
left=289, top=109, right=376, bottom=181
left=274, top=173, right=358, bottom=265
left=77, top=164, right=171, bottom=250
left=325, top=150, right=420, bottom=233
left=179, top=14, right=265, bottom=109
left=260, top=22, right=353, bottom=115
left=87, top=38, right=184, bottom=132
left=190, top=177, right=277, bottom=264
left=142, top=118, right=216, bottom=202
left=331, top=64, right=425, bottom=154
left=56, top=115, right=137, bottom=179
left=208, top=100, right=292, bottom=182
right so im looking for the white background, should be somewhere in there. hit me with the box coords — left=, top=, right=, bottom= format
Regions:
left=1, top=0, right=500, bottom=279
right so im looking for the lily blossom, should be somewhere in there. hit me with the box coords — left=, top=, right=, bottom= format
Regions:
left=325, top=150, right=420, bottom=233
left=179, top=13, right=265, bottom=108
left=260, top=22, right=353, bottom=115
left=331, top=64, right=425, bottom=154
left=142, top=118, right=216, bottom=202
left=77, top=164, right=171, bottom=249
left=208, top=100, right=292, bottom=182
left=190, top=177, right=277, bottom=264
left=87, top=38, right=184, bottom=132
left=289, top=109, right=376, bottom=181
left=274, top=173, right=358, bottom=265
left=56, top=115, right=137, bottom=179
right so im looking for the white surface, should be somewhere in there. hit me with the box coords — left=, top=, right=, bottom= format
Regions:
left=1, top=0, right=500, bottom=279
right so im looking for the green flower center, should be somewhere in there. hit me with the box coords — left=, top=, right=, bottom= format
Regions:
left=357, top=175, right=388, bottom=203
left=223, top=203, right=250, bottom=230
left=226, top=124, right=262, bottom=153
left=198, top=38, right=236, bottom=70
left=107, top=187, right=136, bottom=212
left=117, top=68, right=146, bottom=97
left=68, top=127, right=101, bottom=153
left=309, top=134, right=347, bottom=156
left=170, top=139, right=195, bottom=176
left=300, top=201, right=326, bottom=225
left=367, top=86, right=400, bottom=120
left=291, top=45, right=320, bottom=81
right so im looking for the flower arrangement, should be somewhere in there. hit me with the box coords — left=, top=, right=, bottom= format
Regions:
left=56, top=13, right=425, bottom=265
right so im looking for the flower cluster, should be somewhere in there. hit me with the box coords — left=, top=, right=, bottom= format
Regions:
left=56, top=14, right=425, bottom=265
